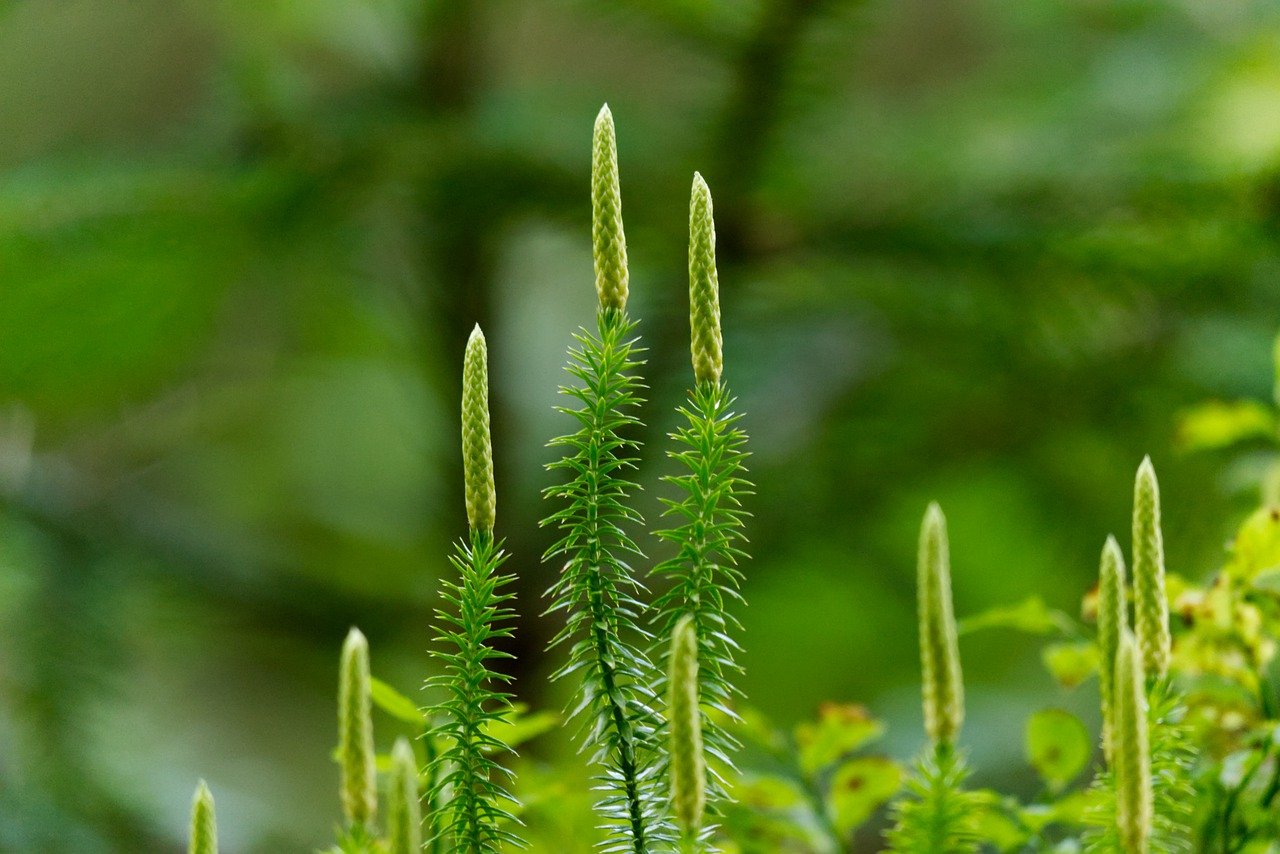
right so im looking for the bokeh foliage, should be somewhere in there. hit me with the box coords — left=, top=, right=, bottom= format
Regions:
left=3, top=0, right=1280, bottom=849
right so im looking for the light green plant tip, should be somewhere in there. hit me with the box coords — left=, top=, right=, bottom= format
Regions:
left=189, top=780, right=217, bottom=854
left=387, top=737, right=422, bottom=854
left=462, top=324, right=496, bottom=534
left=668, top=615, right=706, bottom=841
left=688, top=172, right=723, bottom=385
left=1097, top=535, right=1127, bottom=765
left=1132, top=456, right=1171, bottom=680
left=918, top=502, right=964, bottom=750
left=1114, top=631, right=1152, bottom=854
left=338, top=627, right=377, bottom=828
left=592, top=103, right=629, bottom=312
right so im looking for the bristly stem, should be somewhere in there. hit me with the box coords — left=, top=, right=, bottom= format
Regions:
left=543, top=307, right=668, bottom=852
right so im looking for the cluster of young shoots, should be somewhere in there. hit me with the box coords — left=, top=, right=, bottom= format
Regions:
left=179, top=107, right=1280, bottom=854
left=183, top=105, right=750, bottom=852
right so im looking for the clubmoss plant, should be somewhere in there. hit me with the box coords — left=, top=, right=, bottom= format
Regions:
left=887, top=503, right=976, bottom=853
left=1114, top=631, right=1153, bottom=854
left=386, top=737, right=423, bottom=854
left=542, top=105, right=671, bottom=852
left=668, top=615, right=707, bottom=851
left=1097, top=536, right=1127, bottom=763
left=426, top=325, right=522, bottom=852
left=189, top=780, right=217, bottom=854
left=338, top=627, right=377, bottom=834
left=651, top=172, right=751, bottom=813
left=1132, top=457, right=1171, bottom=682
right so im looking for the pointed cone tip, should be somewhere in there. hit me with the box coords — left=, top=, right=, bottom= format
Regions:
left=595, top=103, right=613, bottom=127
left=467, top=323, right=485, bottom=346
left=344, top=626, right=367, bottom=648
left=924, top=501, right=945, bottom=525
left=1138, top=454, right=1155, bottom=475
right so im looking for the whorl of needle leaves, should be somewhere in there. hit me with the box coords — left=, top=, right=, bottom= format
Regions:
left=668, top=616, right=706, bottom=842
left=189, top=781, right=217, bottom=854
left=688, top=173, right=723, bottom=386
left=592, top=104, right=628, bottom=312
left=1097, top=535, right=1127, bottom=764
left=463, top=325, right=496, bottom=534
left=338, top=628, right=376, bottom=829
left=387, top=737, right=423, bottom=854
left=1114, top=632, right=1152, bottom=854
left=1132, top=457, right=1171, bottom=680
left=918, top=503, right=964, bottom=750
left=427, top=529, right=521, bottom=852
left=885, top=746, right=978, bottom=854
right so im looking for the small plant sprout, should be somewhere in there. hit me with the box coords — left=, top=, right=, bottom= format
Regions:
left=1114, top=631, right=1153, bottom=854
left=668, top=616, right=707, bottom=850
left=543, top=105, right=671, bottom=851
left=1097, top=535, right=1127, bottom=763
left=427, top=325, right=522, bottom=852
left=188, top=780, right=217, bottom=854
left=387, top=737, right=423, bottom=854
left=652, top=172, right=751, bottom=814
left=1132, top=457, right=1171, bottom=681
left=918, top=503, right=963, bottom=752
left=338, top=627, right=377, bottom=832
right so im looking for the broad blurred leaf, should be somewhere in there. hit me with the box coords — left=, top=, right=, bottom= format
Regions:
left=1041, top=641, right=1099, bottom=689
left=826, top=756, right=902, bottom=835
left=1176, top=400, right=1274, bottom=452
left=959, top=596, right=1076, bottom=636
left=484, top=704, right=559, bottom=751
left=1227, top=506, right=1280, bottom=580
left=370, top=677, right=425, bottom=725
left=794, top=703, right=884, bottom=776
left=1025, top=709, right=1090, bottom=791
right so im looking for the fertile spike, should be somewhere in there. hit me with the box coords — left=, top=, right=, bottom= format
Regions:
left=1132, top=457, right=1171, bottom=680
left=592, top=104, right=628, bottom=312
left=918, top=503, right=964, bottom=749
left=462, top=325, right=496, bottom=534
left=668, top=615, right=706, bottom=841
left=1114, top=631, right=1152, bottom=854
left=688, top=173, right=723, bottom=385
left=189, top=780, right=217, bottom=854
left=1097, top=535, right=1127, bottom=764
left=386, top=737, right=422, bottom=854
left=338, top=627, right=377, bottom=828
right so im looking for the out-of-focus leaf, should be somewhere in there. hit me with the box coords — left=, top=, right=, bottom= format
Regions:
left=734, top=775, right=805, bottom=811
left=370, top=677, right=425, bottom=725
left=969, top=790, right=1028, bottom=849
left=1041, top=641, right=1099, bottom=689
left=1226, top=506, right=1280, bottom=580
left=1024, top=709, right=1090, bottom=791
left=1253, top=566, right=1280, bottom=595
left=959, top=596, right=1076, bottom=636
left=794, top=703, right=884, bottom=776
left=1176, top=400, right=1274, bottom=452
left=826, top=756, right=902, bottom=835
left=484, top=704, right=558, bottom=751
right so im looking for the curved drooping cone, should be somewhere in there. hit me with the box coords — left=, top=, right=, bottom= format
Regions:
left=386, top=737, right=423, bottom=854
left=338, top=627, right=377, bottom=828
left=189, top=780, right=217, bottom=854
left=668, top=615, right=706, bottom=843
left=462, top=325, right=497, bottom=534
left=592, top=104, right=629, bottom=312
left=1114, top=631, right=1153, bottom=854
left=1097, top=535, right=1128, bottom=763
left=1132, top=457, right=1171, bottom=680
left=918, top=503, right=964, bottom=750
left=688, top=173, right=723, bottom=386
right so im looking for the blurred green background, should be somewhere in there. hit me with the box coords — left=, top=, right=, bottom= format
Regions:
left=2, top=0, right=1280, bottom=849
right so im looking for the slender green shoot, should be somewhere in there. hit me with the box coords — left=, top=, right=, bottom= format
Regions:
left=189, top=780, right=217, bottom=854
